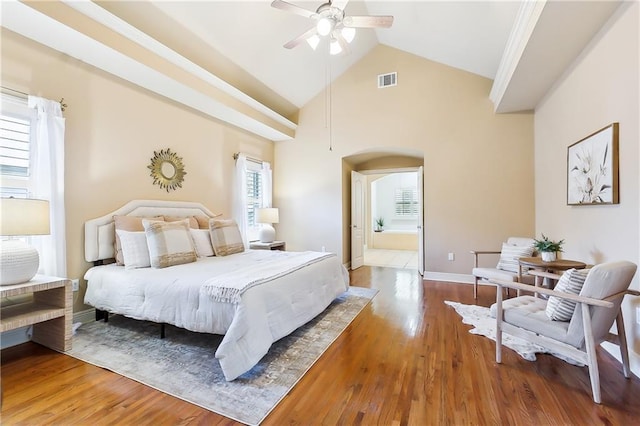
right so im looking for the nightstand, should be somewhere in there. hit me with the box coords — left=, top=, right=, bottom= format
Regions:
left=250, top=241, right=286, bottom=251
left=0, top=275, right=72, bottom=352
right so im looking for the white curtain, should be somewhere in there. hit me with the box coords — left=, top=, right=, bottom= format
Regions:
left=28, top=96, right=66, bottom=278
left=233, top=154, right=249, bottom=248
left=261, top=161, right=273, bottom=208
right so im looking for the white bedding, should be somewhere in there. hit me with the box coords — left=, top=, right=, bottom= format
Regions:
left=84, top=249, right=349, bottom=380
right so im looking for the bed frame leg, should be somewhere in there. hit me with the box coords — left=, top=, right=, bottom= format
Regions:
left=95, top=309, right=109, bottom=322
left=160, top=323, right=165, bottom=339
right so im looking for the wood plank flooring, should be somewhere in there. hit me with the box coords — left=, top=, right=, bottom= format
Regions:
left=2, top=266, right=640, bottom=425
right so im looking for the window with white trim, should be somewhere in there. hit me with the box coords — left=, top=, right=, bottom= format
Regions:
left=0, top=95, right=35, bottom=199
left=245, top=160, right=267, bottom=242
left=394, top=188, right=418, bottom=217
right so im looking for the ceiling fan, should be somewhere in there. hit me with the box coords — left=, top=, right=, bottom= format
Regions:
left=271, top=0, right=394, bottom=55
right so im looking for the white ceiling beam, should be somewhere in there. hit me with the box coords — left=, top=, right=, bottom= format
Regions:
left=1, top=0, right=296, bottom=141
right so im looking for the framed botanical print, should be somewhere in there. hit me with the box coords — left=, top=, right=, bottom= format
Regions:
left=567, top=123, right=619, bottom=205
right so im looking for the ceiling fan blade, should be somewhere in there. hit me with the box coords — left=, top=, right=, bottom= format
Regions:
left=335, top=33, right=351, bottom=55
left=284, top=26, right=318, bottom=49
left=343, top=15, right=394, bottom=29
left=271, top=0, right=316, bottom=19
left=331, top=0, right=350, bottom=11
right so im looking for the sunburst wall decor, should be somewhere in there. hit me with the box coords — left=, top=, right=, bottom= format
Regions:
left=147, top=148, right=186, bottom=192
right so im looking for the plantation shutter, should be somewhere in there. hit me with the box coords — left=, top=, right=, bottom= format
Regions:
left=0, top=112, right=31, bottom=177
left=395, top=188, right=418, bottom=217
left=246, top=169, right=263, bottom=228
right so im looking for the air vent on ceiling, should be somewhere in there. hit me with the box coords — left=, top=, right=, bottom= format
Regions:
left=377, top=72, right=397, bottom=88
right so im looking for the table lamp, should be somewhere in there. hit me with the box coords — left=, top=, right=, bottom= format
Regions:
left=0, top=198, right=50, bottom=285
left=256, top=207, right=279, bottom=243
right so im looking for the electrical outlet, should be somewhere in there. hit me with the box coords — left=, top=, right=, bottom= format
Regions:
left=448, top=252, right=455, bottom=261
left=71, top=279, right=80, bottom=292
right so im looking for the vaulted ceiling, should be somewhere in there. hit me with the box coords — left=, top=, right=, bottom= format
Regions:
left=1, top=1, right=623, bottom=141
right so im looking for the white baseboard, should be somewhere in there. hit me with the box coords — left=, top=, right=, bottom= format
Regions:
left=1, top=326, right=32, bottom=350
left=74, top=308, right=96, bottom=325
left=601, top=341, right=640, bottom=379
left=422, top=272, right=475, bottom=284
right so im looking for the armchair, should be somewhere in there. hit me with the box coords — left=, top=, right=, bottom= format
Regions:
left=470, top=237, right=535, bottom=299
left=491, top=261, right=638, bottom=403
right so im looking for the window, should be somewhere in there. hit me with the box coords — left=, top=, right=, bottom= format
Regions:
left=245, top=160, right=268, bottom=241
left=246, top=166, right=263, bottom=229
left=395, top=188, right=418, bottom=217
left=0, top=94, right=35, bottom=198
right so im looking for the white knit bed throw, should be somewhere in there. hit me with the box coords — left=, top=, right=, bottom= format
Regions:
left=202, top=251, right=335, bottom=304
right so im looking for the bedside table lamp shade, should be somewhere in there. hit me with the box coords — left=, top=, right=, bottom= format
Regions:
left=256, top=208, right=279, bottom=243
left=0, top=198, right=50, bottom=285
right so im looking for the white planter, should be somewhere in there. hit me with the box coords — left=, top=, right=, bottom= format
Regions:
left=541, top=251, right=557, bottom=262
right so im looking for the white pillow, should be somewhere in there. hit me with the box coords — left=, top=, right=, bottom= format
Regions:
left=190, top=228, right=214, bottom=257
left=546, top=268, right=590, bottom=321
left=143, top=219, right=197, bottom=268
left=115, top=230, right=151, bottom=269
left=496, top=243, right=534, bottom=273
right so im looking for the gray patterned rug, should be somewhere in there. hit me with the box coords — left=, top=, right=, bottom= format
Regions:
left=68, top=286, right=377, bottom=425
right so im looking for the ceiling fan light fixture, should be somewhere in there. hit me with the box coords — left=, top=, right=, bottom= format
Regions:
left=317, top=16, right=334, bottom=36
left=341, top=26, right=356, bottom=43
left=306, top=34, right=320, bottom=50
left=329, top=39, right=342, bottom=55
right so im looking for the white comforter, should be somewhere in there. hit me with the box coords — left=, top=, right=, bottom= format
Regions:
left=84, top=250, right=349, bottom=380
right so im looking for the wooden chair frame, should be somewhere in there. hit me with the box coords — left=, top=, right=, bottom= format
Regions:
left=491, top=271, right=638, bottom=404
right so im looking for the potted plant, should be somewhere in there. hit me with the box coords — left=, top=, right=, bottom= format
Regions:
left=534, top=234, right=565, bottom=262
left=374, top=217, right=385, bottom=232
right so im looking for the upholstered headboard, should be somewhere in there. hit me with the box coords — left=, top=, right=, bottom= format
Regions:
left=84, top=199, right=218, bottom=262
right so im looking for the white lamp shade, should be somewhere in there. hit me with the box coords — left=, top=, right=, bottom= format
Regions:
left=0, top=198, right=50, bottom=285
left=0, top=198, right=50, bottom=236
left=256, top=208, right=279, bottom=224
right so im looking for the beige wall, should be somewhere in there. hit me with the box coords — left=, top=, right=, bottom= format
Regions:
left=275, top=44, right=535, bottom=273
left=534, top=3, right=639, bottom=369
left=1, top=29, right=273, bottom=312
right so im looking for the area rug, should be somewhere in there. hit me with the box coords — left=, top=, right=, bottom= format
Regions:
left=445, top=300, right=583, bottom=366
left=68, top=286, right=377, bottom=425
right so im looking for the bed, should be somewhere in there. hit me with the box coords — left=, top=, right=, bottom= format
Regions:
left=83, top=200, right=349, bottom=381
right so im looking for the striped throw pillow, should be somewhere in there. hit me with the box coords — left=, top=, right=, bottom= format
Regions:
left=143, top=219, right=197, bottom=268
left=210, top=219, right=245, bottom=256
left=496, top=243, right=534, bottom=273
left=545, top=268, right=590, bottom=321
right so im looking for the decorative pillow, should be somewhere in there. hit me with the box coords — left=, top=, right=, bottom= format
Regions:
left=113, top=215, right=164, bottom=265
left=496, top=243, right=534, bottom=273
left=209, top=219, right=245, bottom=256
left=194, top=215, right=218, bottom=229
left=164, top=215, right=199, bottom=229
left=190, top=228, right=215, bottom=257
left=115, top=230, right=151, bottom=269
left=546, top=268, right=590, bottom=321
left=143, top=219, right=197, bottom=268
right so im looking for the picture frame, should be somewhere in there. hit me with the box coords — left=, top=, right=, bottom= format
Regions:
left=567, top=123, right=619, bottom=205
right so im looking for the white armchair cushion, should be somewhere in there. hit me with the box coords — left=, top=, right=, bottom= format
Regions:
left=496, top=243, right=534, bottom=273
left=545, top=268, right=590, bottom=321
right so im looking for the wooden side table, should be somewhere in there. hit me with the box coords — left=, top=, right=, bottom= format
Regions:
left=518, top=257, right=587, bottom=293
left=0, top=275, right=72, bottom=352
left=250, top=241, right=286, bottom=251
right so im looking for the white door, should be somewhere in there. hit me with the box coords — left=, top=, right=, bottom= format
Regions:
left=351, top=171, right=365, bottom=269
left=417, top=166, right=425, bottom=275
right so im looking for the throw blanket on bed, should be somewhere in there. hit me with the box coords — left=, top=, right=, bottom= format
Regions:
left=202, top=251, right=335, bottom=304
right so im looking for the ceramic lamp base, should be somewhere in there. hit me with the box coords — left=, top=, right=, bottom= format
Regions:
left=0, top=240, right=40, bottom=285
left=259, top=224, right=276, bottom=243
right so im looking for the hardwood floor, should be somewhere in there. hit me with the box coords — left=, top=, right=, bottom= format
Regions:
left=2, top=266, right=640, bottom=425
